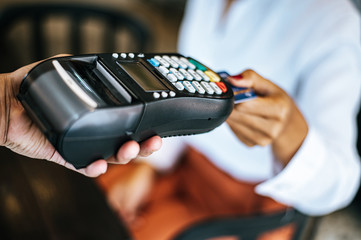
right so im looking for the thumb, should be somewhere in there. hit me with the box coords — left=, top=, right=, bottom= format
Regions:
left=228, top=69, right=277, bottom=96
left=11, top=54, right=72, bottom=89
left=11, top=61, right=43, bottom=88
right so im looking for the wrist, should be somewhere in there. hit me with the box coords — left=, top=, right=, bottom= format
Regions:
left=272, top=103, right=308, bottom=166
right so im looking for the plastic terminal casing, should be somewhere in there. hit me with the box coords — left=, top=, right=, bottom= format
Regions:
left=18, top=53, right=234, bottom=168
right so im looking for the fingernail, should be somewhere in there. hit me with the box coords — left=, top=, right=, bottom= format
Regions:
left=142, top=150, right=155, bottom=157
left=231, top=73, right=243, bottom=80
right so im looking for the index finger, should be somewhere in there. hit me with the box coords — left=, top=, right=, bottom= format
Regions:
left=233, top=94, right=289, bottom=120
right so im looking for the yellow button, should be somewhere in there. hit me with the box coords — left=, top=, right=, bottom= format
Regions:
left=204, top=70, right=221, bottom=82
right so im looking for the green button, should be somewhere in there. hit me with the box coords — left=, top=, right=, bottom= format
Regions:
left=188, top=59, right=207, bottom=71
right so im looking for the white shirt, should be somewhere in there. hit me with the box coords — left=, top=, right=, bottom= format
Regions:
left=143, top=0, right=361, bottom=216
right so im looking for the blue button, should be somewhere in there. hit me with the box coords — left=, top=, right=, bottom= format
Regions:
left=148, top=58, right=160, bottom=67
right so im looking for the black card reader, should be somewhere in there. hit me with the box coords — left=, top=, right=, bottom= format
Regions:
left=17, top=53, right=234, bottom=168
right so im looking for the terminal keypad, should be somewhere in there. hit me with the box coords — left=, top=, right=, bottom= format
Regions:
left=147, top=55, right=227, bottom=95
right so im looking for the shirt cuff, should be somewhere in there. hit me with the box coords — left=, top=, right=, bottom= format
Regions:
left=255, top=127, right=329, bottom=214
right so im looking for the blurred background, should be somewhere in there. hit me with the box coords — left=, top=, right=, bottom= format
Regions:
left=0, top=0, right=186, bottom=72
left=0, top=0, right=361, bottom=239
left=0, top=1, right=186, bottom=239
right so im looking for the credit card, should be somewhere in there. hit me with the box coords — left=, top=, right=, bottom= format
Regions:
left=217, top=71, right=257, bottom=104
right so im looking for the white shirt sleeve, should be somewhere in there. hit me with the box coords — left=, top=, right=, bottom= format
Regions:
left=256, top=7, right=361, bottom=216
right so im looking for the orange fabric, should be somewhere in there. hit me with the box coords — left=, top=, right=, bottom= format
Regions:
left=97, top=147, right=295, bottom=240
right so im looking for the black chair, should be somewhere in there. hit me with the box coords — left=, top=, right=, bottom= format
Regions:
left=0, top=3, right=151, bottom=72
left=173, top=208, right=312, bottom=240
left=0, top=147, right=132, bottom=240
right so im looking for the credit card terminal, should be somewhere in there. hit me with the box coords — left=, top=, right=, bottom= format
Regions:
left=18, top=53, right=234, bottom=168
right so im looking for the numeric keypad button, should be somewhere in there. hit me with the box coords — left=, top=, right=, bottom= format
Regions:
left=163, top=55, right=179, bottom=68
left=196, top=70, right=210, bottom=81
left=200, top=81, right=214, bottom=94
left=166, top=73, right=178, bottom=83
left=210, top=82, right=222, bottom=94
left=158, top=66, right=169, bottom=77
left=192, top=81, right=205, bottom=94
left=180, top=57, right=196, bottom=70
left=183, top=81, right=196, bottom=93
left=179, top=69, right=193, bottom=80
left=170, top=68, right=185, bottom=80
left=154, top=55, right=170, bottom=68
left=171, top=56, right=188, bottom=69
left=174, top=82, right=185, bottom=91
left=188, top=69, right=202, bottom=81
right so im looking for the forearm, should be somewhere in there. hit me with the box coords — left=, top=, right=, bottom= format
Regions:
left=272, top=102, right=308, bottom=166
left=0, top=73, right=13, bottom=146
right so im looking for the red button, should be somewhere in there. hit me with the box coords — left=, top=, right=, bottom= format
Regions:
left=216, top=82, right=227, bottom=93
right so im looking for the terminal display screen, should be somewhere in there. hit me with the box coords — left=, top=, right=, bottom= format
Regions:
left=119, top=62, right=168, bottom=92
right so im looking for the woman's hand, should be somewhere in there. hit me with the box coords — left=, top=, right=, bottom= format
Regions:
left=226, top=70, right=308, bottom=166
left=0, top=57, right=162, bottom=177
